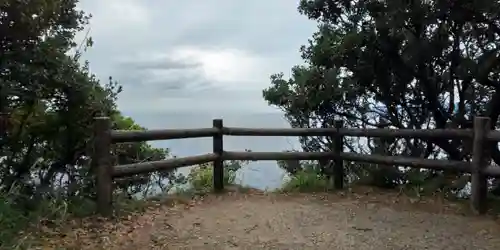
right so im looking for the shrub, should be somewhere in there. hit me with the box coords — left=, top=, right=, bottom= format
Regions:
left=0, top=185, right=84, bottom=249
left=281, top=168, right=330, bottom=192
left=187, top=160, right=246, bottom=193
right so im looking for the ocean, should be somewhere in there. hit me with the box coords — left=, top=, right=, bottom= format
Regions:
left=122, top=111, right=302, bottom=191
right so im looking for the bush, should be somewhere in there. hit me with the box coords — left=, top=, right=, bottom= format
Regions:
left=0, top=191, right=30, bottom=248
left=0, top=186, right=87, bottom=249
left=281, top=169, right=331, bottom=192
left=186, top=160, right=246, bottom=193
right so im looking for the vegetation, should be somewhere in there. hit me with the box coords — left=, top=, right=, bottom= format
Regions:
left=267, top=0, right=500, bottom=195
left=178, top=160, right=248, bottom=194
left=0, top=1, right=185, bottom=248
left=0, top=1, right=254, bottom=247
left=281, top=169, right=330, bottom=193
left=2, top=0, right=500, bottom=247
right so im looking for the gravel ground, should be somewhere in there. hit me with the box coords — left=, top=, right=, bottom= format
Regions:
left=45, top=190, right=500, bottom=250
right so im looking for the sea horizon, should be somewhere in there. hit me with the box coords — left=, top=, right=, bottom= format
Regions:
left=122, top=111, right=302, bottom=191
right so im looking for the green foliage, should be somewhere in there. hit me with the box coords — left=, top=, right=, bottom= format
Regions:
left=0, top=189, right=31, bottom=248
left=186, top=160, right=247, bottom=193
left=0, top=183, right=98, bottom=248
left=281, top=169, right=330, bottom=193
left=0, top=1, right=182, bottom=248
left=263, top=0, right=500, bottom=194
left=110, top=112, right=181, bottom=197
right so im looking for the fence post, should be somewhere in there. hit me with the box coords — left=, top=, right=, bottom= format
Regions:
left=470, top=116, right=490, bottom=214
left=213, top=119, right=224, bottom=192
left=333, top=120, right=344, bottom=189
left=93, top=117, right=113, bottom=216
left=0, top=112, right=8, bottom=142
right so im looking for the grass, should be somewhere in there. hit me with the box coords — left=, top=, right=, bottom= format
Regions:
left=0, top=191, right=33, bottom=249
left=0, top=191, right=85, bottom=249
left=279, top=169, right=332, bottom=193
left=187, top=163, right=238, bottom=192
left=172, top=163, right=257, bottom=199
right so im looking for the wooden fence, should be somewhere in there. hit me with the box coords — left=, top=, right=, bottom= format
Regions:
left=92, top=116, right=500, bottom=216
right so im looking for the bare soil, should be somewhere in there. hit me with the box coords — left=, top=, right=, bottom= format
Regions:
left=40, top=188, right=500, bottom=250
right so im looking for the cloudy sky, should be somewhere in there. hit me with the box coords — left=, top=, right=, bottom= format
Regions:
left=76, top=0, right=317, bottom=115
left=75, top=0, right=318, bottom=189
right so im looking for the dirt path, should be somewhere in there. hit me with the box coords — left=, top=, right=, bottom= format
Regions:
left=44, top=191, right=500, bottom=250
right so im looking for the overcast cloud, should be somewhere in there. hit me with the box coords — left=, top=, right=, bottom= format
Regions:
left=75, top=0, right=316, bottom=189
left=76, top=0, right=317, bottom=114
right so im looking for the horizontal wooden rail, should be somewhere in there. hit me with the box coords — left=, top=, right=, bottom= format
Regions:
left=222, top=127, right=473, bottom=139
left=109, top=127, right=500, bottom=144
left=109, top=127, right=500, bottom=142
left=337, top=152, right=471, bottom=173
left=487, top=130, right=500, bottom=141
left=222, top=151, right=333, bottom=161
left=112, top=153, right=218, bottom=177
left=484, top=166, right=500, bottom=177
left=111, top=128, right=218, bottom=143
left=114, top=175, right=150, bottom=185
left=343, top=153, right=500, bottom=177
left=93, top=116, right=500, bottom=216
left=221, top=151, right=500, bottom=177
left=222, top=150, right=470, bottom=171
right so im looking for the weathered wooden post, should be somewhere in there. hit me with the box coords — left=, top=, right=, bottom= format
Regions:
left=470, top=116, right=490, bottom=214
left=333, top=120, right=344, bottom=189
left=93, top=117, right=113, bottom=216
left=213, top=119, right=224, bottom=192
left=0, top=112, right=8, bottom=141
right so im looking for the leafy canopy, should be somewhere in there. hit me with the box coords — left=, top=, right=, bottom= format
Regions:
left=264, top=0, right=500, bottom=190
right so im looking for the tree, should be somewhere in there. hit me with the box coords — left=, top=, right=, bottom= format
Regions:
left=0, top=0, right=179, bottom=210
left=111, top=112, right=182, bottom=198
left=263, top=0, right=500, bottom=192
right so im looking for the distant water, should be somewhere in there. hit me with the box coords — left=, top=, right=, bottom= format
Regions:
left=123, top=111, right=301, bottom=190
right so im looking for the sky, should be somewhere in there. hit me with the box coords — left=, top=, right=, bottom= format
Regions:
left=75, top=0, right=319, bottom=190
left=76, top=0, right=318, bottom=115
